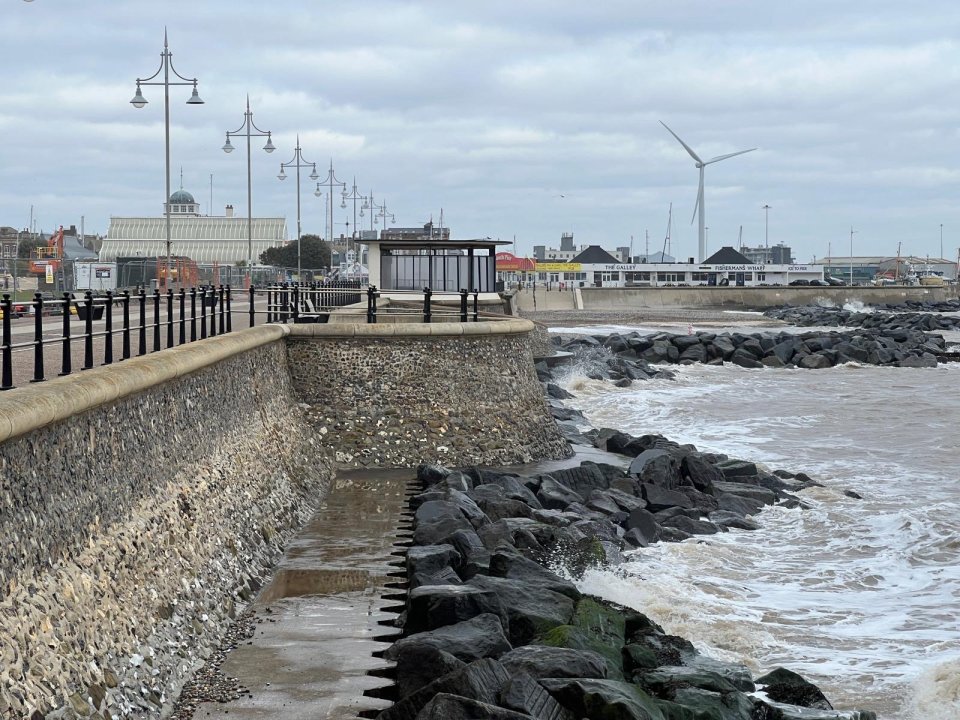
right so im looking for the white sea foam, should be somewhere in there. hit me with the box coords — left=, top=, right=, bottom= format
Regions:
left=559, top=360, right=960, bottom=718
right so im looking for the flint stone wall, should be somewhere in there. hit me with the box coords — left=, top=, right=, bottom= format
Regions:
left=0, top=327, right=334, bottom=718
left=286, top=320, right=572, bottom=468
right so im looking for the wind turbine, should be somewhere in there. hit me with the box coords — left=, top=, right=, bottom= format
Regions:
left=660, top=121, right=756, bottom=262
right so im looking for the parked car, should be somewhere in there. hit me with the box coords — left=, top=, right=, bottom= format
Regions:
left=788, top=279, right=810, bottom=286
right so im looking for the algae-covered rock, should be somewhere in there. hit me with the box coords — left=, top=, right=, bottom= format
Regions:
left=540, top=678, right=666, bottom=720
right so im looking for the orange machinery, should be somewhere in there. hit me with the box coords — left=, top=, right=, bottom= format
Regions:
left=28, top=225, right=65, bottom=275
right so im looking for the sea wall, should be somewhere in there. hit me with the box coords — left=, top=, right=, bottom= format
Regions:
left=285, top=320, right=572, bottom=468
left=578, top=285, right=959, bottom=309
left=0, top=327, right=334, bottom=718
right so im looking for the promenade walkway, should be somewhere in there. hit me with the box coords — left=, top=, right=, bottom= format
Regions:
left=187, top=470, right=415, bottom=719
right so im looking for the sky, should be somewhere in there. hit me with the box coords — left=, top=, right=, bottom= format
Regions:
left=3, top=1, right=960, bottom=263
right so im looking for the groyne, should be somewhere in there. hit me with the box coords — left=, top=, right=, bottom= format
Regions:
left=0, top=317, right=567, bottom=717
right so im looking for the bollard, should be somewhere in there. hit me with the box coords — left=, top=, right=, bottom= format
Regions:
left=459, top=288, right=468, bottom=323
left=1, top=294, right=12, bottom=390
left=60, top=292, right=72, bottom=376
left=249, top=285, right=256, bottom=328
left=472, top=289, right=479, bottom=322
left=423, top=287, right=432, bottom=323
left=104, top=291, right=114, bottom=364
left=122, top=291, right=131, bottom=360
left=226, top=285, right=233, bottom=333
left=84, top=291, right=94, bottom=369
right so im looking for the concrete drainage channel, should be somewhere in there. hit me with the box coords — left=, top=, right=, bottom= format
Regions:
left=187, top=469, right=420, bottom=719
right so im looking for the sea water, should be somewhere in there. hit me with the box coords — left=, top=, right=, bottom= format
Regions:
left=551, top=326, right=960, bottom=718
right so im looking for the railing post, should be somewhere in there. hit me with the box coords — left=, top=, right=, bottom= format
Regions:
left=60, top=292, right=72, bottom=376
left=472, top=289, right=479, bottom=322
left=226, top=285, right=233, bottom=333
left=281, top=283, right=290, bottom=323
left=166, top=288, right=174, bottom=348
left=266, top=286, right=273, bottom=324
left=459, top=288, right=468, bottom=323
left=84, top=291, right=94, bottom=369
left=189, top=287, right=197, bottom=341
left=122, top=291, right=131, bottom=360
left=292, top=285, right=300, bottom=324
left=31, top=293, right=45, bottom=382
left=1, top=294, right=12, bottom=390
left=178, top=288, right=186, bottom=345
left=153, top=289, right=161, bottom=352
left=138, top=289, right=147, bottom=356
left=423, top=287, right=432, bottom=323
left=249, top=285, right=256, bottom=328
left=366, top=285, right=377, bottom=324
left=218, top=285, right=226, bottom=334
left=209, top=287, right=217, bottom=337
left=199, top=287, right=208, bottom=339
left=104, top=291, right=114, bottom=365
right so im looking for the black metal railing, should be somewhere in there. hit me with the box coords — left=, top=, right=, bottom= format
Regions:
left=1, top=282, right=488, bottom=391
left=1, top=286, right=231, bottom=391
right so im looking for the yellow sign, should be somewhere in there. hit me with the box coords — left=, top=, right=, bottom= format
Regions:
left=45, top=264, right=54, bottom=284
left=535, top=262, right=581, bottom=272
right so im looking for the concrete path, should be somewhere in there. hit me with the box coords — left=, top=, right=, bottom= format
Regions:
left=190, top=470, right=415, bottom=720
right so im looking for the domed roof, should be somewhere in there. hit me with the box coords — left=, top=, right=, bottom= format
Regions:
left=169, top=190, right=196, bottom=204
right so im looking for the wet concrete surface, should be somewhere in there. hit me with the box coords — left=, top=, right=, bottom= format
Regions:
left=190, top=470, right=415, bottom=720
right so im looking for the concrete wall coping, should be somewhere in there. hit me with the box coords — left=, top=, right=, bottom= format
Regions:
left=287, top=318, right=535, bottom=338
left=0, top=325, right=290, bottom=444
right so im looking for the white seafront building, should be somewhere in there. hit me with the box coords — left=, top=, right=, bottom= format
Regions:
left=502, top=244, right=825, bottom=288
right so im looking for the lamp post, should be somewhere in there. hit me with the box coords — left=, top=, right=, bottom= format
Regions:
left=762, top=204, right=771, bottom=259
left=222, top=95, right=275, bottom=287
left=341, top=178, right=368, bottom=261
left=277, top=136, right=318, bottom=279
left=131, top=30, right=204, bottom=292
left=849, top=226, right=857, bottom=286
left=940, top=223, right=944, bottom=261
left=373, top=199, right=395, bottom=233
left=314, top=160, right=346, bottom=249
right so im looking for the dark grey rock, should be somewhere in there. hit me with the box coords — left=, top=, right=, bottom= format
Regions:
left=660, top=515, right=720, bottom=535
left=536, top=477, right=585, bottom=510
left=628, top=450, right=682, bottom=490
left=384, top=613, right=512, bottom=663
left=499, top=672, right=576, bottom=720
left=489, top=548, right=581, bottom=601
left=624, top=508, right=660, bottom=544
left=756, top=667, right=833, bottom=710
left=406, top=584, right=508, bottom=634
left=640, top=483, right=694, bottom=512
left=468, top=575, right=575, bottom=646
left=499, top=645, right=609, bottom=680
left=539, top=678, right=665, bottom=720
left=393, top=644, right=466, bottom=698
left=415, top=693, right=535, bottom=720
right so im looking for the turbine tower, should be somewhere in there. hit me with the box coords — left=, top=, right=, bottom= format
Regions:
left=660, top=121, right=756, bottom=262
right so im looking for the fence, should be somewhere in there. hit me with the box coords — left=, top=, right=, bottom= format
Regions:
left=1, top=282, right=486, bottom=390
left=1, top=287, right=232, bottom=391
left=246, top=283, right=480, bottom=325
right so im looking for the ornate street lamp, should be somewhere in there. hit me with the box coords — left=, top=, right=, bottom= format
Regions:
left=131, top=30, right=204, bottom=292
left=222, top=95, right=275, bottom=286
left=278, top=137, right=318, bottom=278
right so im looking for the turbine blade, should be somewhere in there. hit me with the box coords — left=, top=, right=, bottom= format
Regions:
left=704, top=148, right=757, bottom=164
left=660, top=121, right=702, bottom=163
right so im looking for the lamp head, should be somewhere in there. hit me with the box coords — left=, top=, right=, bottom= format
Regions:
left=277, top=167, right=287, bottom=181
left=130, top=85, right=147, bottom=108
left=222, top=137, right=234, bottom=153
left=340, top=199, right=347, bottom=209
left=186, top=84, right=204, bottom=105
left=314, top=184, right=322, bottom=197
left=263, top=134, right=275, bottom=153
left=309, top=165, right=318, bottom=181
